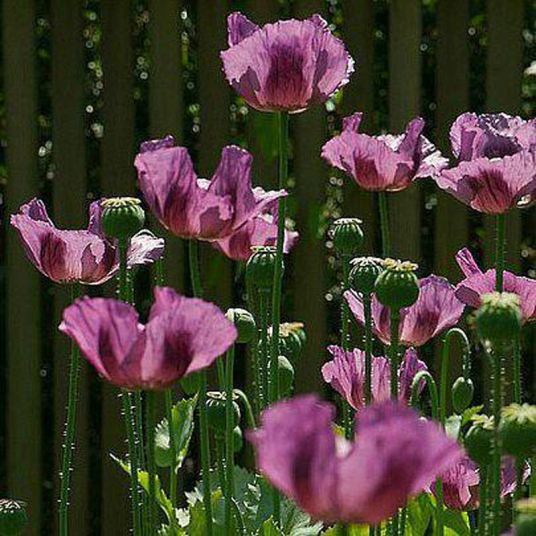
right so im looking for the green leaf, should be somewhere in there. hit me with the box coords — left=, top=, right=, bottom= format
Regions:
left=461, top=405, right=484, bottom=427
left=406, top=493, right=433, bottom=535
left=442, top=509, right=471, bottom=536
left=186, top=489, right=226, bottom=536
left=155, top=396, right=197, bottom=470
left=445, top=415, right=462, bottom=440
left=257, top=517, right=284, bottom=536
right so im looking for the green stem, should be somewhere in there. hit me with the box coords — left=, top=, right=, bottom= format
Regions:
left=269, top=109, right=289, bottom=526
left=495, top=214, right=505, bottom=292
left=165, top=390, right=178, bottom=529
left=338, top=524, right=350, bottom=536
left=259, top=292, right=269, bottom=410
left=122, top=390, right=142, bottom=536
left=146, top=391, right=157, bottom=535
left=399, top=507, right=407, bottom=536
left=364, top=295, right=373, bottom=404
left=341, top=254, right=353, bottom=439
left=215, top=437, right=226, bottom=493
left=225, top=346, right=235, bottom=536
left=389, top=310, right=400, bottom=398
left=410, top=371, right=439, bottom=419
left=513, top=335, right=522, bottom=403
left=491, top=350, right=502, bottom=536
left=234, top=388, right=256, bottom=429
left=189, top=239, right=213, bottom=536
left=246, top=283, right=261, bottom=417
left=378, top=191, right=391, bottom=258
left=59, top=284, right=81, bottom=536
left=435, top=480, right=445, bottom=536
left=478, top=465, right=488, bottom=536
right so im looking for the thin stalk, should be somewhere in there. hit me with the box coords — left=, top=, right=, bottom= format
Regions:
left=146, top=391, right=157, bottom=535
left=233, top=389, right=256, bottom=430
left=269, top=110, right=289, bottom=526
left=478, top=465, right=489, bottom=536
left=495, top=214, right=505, bottom=291
left=435, top=480, right=445, bottom=536
left=363, top=295, right=373, bottom=404
left=378, top=191, right=391, bottom=258
left=491, top=350, right=502, bottom=536
left=165, top=390, right=179, bottom=530
left=513, top=335, right=522, bottom=403
left=338, top=524, right=350, bottom=536
left=246, top=279, right=262, bottom=417
left=225, top=346, right=235, bottom=536
left=399, top=507, right=407, bottom=535
left=189, top=239, right=213, bottom=536
left=259, top=292, right=269, bottom=410
left=341, top=254, right=353, bottom=439
left=59, top=284, right=81, bottom=536
left=215, top=437, right=226, bottom=493
left=389, top=310, right=401, bottom=398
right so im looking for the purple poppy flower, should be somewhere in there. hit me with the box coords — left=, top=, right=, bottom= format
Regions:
left=211, top=198, right=298, bottom=261
left=221, top=12, right=354, bottom=113
left=248, top=395, right=462, bottom=525
left=455, top=248, right=536, bottom=323
left=10, top=198, right=164, bottom=285
left=346, top=275, right=465, bottom=347
left=450, top=113, right=535, bottom=162
left=135, top=136, right=286, bottom=241
left=321, top=113, right=448, bottom=192
left=59, top=287, right=237, bottom=390
left=322, top=346, right=426, bottom=409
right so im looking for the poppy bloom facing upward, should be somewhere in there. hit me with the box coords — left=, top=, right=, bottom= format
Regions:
left=10, top=198, right=164, bottom=285
left=322, top=346, right=427, bottom=409
left=455, top=248, right=536, bottom=323
left=321, top=113, right=448, bottom=192
left=136, top=136, right=286, bottom=241
left=346, top=275, right=465, bottom=347
left=59, top=287, right=237, bottom=390
left=248, top=395, right=462, bottom=525
left=221, top=12, right=354, bottom=113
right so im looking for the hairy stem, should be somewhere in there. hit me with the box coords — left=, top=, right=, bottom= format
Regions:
left=378, top=191, right=391, bottom=258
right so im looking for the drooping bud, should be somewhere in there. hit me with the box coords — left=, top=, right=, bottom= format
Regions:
left=233, top=426, right=243, bottom=454
left=101, top=197, right=146, bottom=240
left=374, top=258, right=419, bottom=310
left=331, top=218, right=364, bottom=256
left=465, top=415, right=494, bottom=466
left=500, top=404, right=536, bottom=460
left=0, top=500, right=27, bottom=535
left=475, top=292, right=522, bottom=345
left=349, top=256, right=384, bottom=295
left=278, top=355, right=295, bottom=396
left=451, top=377, right=475, bottom=414
left=246, top=246, right=278, bottom=293
left=206, top=391, right=241, bottom=434
left=226, top=308, right=256, bottom=344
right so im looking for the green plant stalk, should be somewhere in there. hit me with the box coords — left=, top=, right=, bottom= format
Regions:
left=59, top=284, right=81, bottom=536
left=339, top=524, right=350, bottom=536
left=478, top=465, right=488, bottom=536
left=435, top=480, right=445, bottom=536
left=259, top=292, right=269, bottom=410
left=364, top=295, right=373, bottom=405
left=246, top=278, right=262, bottom=417
left=513, top=335, right=521, bottom=403
left=491, top=349, right=502, bottom=536
left=495, top=214, right=505, bottom=292
left=531, top=455, right=536, bottom=497
left=378, top=191, right=391, bottom=258
left=269, top=110, right=289, bottom=526
left=165, top=389, right=178, bottom=530
left=225, top=346, right=235, bottom=536
left=389, top=310, right=400, bottom=398
left=399, top=507, right=407, bottom=536
left=341, top=254, right=353, bottom=439
left=188, top=239, right=213, bottom=536
left=234, top=389, right=256, bottom=429
left=146, top=391, right=157, bottom=535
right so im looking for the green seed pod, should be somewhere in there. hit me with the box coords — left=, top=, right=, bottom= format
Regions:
left=246, top=246, right=279, bottom=292
left=226, top=308, right=256, bottom=344
left=180, top=371, right=201, bottom=395
left=233, top=426, right=243, bottom=454
left=349, top=256, right=384, bottom=295
left=465, top=415, right=494, bottom=466
left=101, top=197, right=146, bottom=240
left=0, top=500, right=27, bottom=535
left=374, top=259, right=420, bottom=310
left=331, top=218, right=364, bottom=256
left=451, top=377, right=475, bottom=414
left=475, top=292, right=522, bottom=346
left=206, top=391, right=241, bottom=433
left=278, top=355, right=295, bottom=396
left=268, top=322, right=305, bottom=362
left=500, top=404, right=536, bottom=460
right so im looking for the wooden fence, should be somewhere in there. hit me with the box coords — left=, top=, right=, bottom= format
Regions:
left=0, top=0, right=533, bottom=534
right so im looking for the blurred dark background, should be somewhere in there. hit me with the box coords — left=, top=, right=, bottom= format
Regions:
left=0, top=0, right=534, bottom=534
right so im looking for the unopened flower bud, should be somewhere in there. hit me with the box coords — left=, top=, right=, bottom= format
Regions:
left=233, top=426, right=243, bottom=453
left=465, top=415, right=494, bottom=466
left=101, top=197, right=145, bottom=240
left=349, top=256, right=384, bottom=295
left=278, top=355, right=295, bottom=396
left=500, top=404, right=536, bottom=460
left=331, top=218, right=364, bottom=256
left=246, top=246, right=279, bottom=292
left=206, top=391, right=241, bottom=434
left=375, top=259, right=419, bottom=310
left=451, top=377, right=474, bottom=414
left=0, top=500, right=27, bottom=535
left=226, top=308, right=256, bottom=344
left=475, top=292, right=522, bottom=345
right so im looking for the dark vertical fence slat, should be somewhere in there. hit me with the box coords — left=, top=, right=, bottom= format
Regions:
left=341, top=0, right=377, bottom=254
left=435, top=0, right=470, bottom=281
left=100, top=1, right=136, bottom=532
left=197, top=0, right=233, bottom=308
left=3, top=1, right=42, bottom=534
left=148, top=0, right=185, bottom=291
left=388, top=0, right=422, bottom=262
left=51, top=0, right=90, bottom=533
left=484, top=0, right=523, bottom=272
left=292, top=0, right=327, bottom=393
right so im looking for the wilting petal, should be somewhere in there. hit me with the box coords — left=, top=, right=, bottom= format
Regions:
left=127, top=230, right=165, bottom=267
left=455, top=247, right=483, bottom=277
left=434, top=151, right=536, bottom=214
left=433, top=456, right=480, bottom=511
left=221, top=14, right=353, bottom=113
